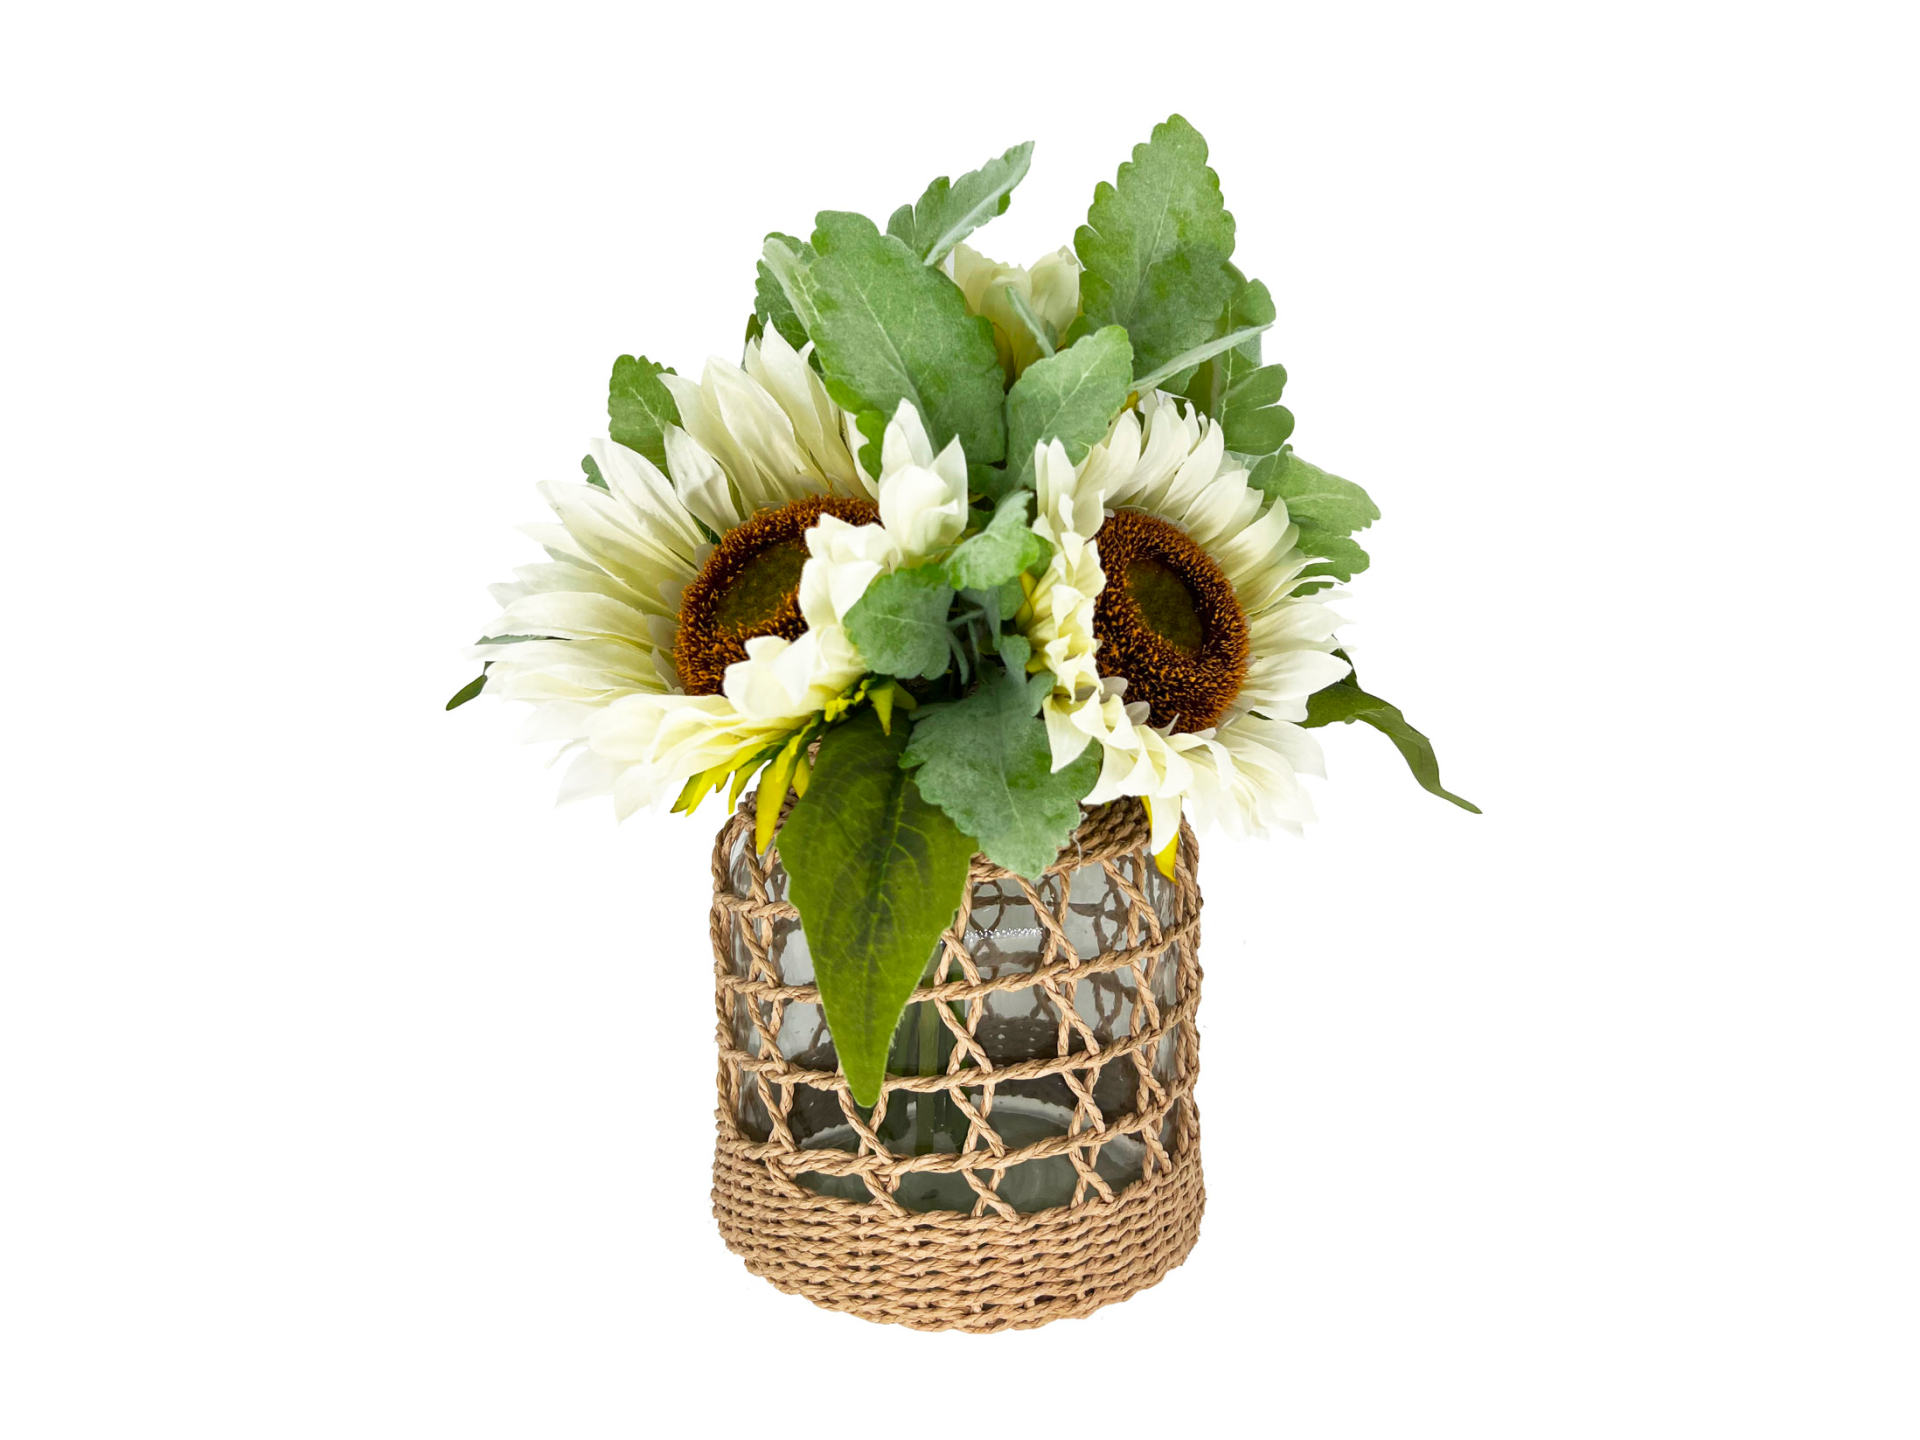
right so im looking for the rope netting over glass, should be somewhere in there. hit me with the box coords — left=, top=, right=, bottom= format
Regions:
left=709, top=795, right=1206, bottom=1332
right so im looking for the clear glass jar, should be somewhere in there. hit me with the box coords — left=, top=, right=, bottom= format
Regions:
left=715, top=808, right=1199, bottom=1216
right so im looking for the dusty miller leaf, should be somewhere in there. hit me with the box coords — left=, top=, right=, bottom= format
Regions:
left=760, top=232, right=821, bottom=337
left=886, top=141, right=1035, bottom=266
left=944, top=491, right=1051, bottom=591
left=1250, top=448, right=1379, bottom=588
left=806, top=211, right=1007, bottom=471
left=901, top=636, right=1102, bottom=878
left=608, top=355, right=679, bottom=471
left=1181, top=270, right=1293, bottom=456
left=1074, top=114, right=1237, bottom=379
left=844, top=563, right=956, bottom=680
left=753, top=231, right=811, bottom=349
left=1003, top=324, right=1133, bottom=492
left=1133, top=317, right=1273, bottom=393
left=1250, top=449, right=1381, bottom=536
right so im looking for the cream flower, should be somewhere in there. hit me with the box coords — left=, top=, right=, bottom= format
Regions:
left=1018, top=393, right=1352, bottom=860
left=951, top=242, right=1082, bottom=379
left=481, top=375, right=965, bottom=820
left=656, top=330, right=865, bottom=530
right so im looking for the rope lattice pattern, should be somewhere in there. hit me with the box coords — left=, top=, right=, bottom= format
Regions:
left=710, top=795, right=1205, bottom=1332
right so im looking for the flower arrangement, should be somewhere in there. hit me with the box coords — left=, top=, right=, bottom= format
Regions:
left=455, top=115, right=1474, bottom=1107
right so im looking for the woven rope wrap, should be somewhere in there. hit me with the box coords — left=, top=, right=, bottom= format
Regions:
left=710, top=796, right=1205, bottom=1332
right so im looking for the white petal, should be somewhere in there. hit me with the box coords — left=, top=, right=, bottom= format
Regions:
left=661, top=425, right=741, bottom=535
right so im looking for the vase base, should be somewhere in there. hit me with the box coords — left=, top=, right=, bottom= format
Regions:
left=712, top=1129, right=1205, bottom=1333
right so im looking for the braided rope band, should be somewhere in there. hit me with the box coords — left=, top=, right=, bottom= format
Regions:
left=709, top=795, right=1206, bottom=1332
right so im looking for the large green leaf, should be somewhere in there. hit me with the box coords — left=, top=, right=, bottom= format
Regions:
left=1181, top=271, right=1293, bottom=456
left=944, top=491, right=1051, bottom=591
left=753, top=231, right=811, bottom=350
left=779, top=713, right=978, bottom=1106
left=1074, top=114, right=1237, bottom=379
left=844, top=562, right=956, bottom=680
left=608, top=355, right=679, bottom=471
left=805, top=211, right=1007, bottom=472
left=886, top=141, right=1035, bottom=266
left=1003, top=325, right=1133, bottom=492
left=901, top=637, right=1102, bottom=878
left=1304, top=678, right=1478, bottom=813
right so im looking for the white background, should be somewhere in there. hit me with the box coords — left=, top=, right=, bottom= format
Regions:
left=5, top=3, right=1916, bottom=1435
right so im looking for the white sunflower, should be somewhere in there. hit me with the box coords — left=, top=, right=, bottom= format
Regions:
left=1020, top=392, right=1352, bottom=867
left=477, top=331, right=965, bottom=822
left=950, top=241, right=1082, bottom=380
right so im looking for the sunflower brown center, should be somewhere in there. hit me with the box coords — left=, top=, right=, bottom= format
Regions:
left=1092, top=508, right=1250, bottom=733
left=674, top=494, right=879, bottom=695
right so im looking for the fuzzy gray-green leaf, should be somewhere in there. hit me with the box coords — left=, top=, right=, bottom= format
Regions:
left=608, top=355, right=679, bottom=472
left=760, top=232, right=821, bottom=337
left=1075, top=114, right=1237, bottom=378
left=1004, top=325, right=1133, bottom=492
left=944, top=491, right=1052, bottom=591
left=886, top=141, right=1034, bottom=266
left=779, top=713, right=977, bottom=1106
left=844, top=562, right=956, bottom=680
left=754, top=231, right=811, bottom=349
left=1133, top=318, right=1273, bottom=394
left=1251, top=450, right=1380, bottom=537
left=806, top=211, right=1007, bottom=471
left=901, top=637, right=1102, bottom=878
left=1182, top=271, right=1293, bottom=456
left=1001, top=287, right=1058, bottom=360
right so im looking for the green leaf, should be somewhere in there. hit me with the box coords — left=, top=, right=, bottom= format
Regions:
left=779, top=712, right=978, bottom=1106
left=445, top=674, right=486, bottom=710
left=753, top=231, right=811, bottom=350
left=1074, top=114, right=1237, bottom=379
left=1304, top=681, right=1478, bottom=813
left=901, top=637, right=1102, bottom=878
left=1003, top=324, right=1134, bottom=492
left=580, top=454, right=607, bottom=490
left=760, top=232, right=821, bottom=336
left=1250, top=450, right=1381, bottom=536
left=608, top=355, right=679, bottom=471
left=1248, top=448, right=1378, bottom=590
left=805, top=212, right=1008, bottom=472
left=886, top=141, right=1035, bottom=266
left=1297, top=532, right=1371, bottom=584
left=945, top=492, right=1051, bottom=591
left=1132, top=318, right=1273, bottom=394
left=1182, top=271, right=1293, bottom=456
left=844, top=562, right=956, bottom=680
left=1001, top=287, right=1057, bottom=360
left=968, top=462, right=1018, bottom=503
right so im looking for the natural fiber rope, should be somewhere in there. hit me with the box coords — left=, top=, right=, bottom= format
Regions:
left=710, top=794, right=1206, bottom=1332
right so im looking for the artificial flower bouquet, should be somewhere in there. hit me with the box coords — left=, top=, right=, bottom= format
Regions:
left=456, top=115, right=1473, bottom=1111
